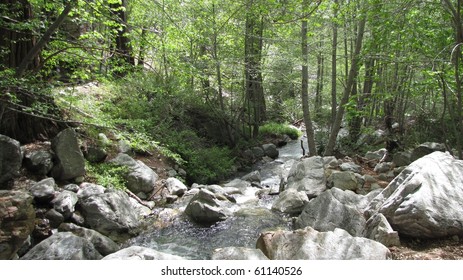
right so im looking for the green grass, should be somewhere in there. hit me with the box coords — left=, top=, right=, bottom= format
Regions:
left=259, top=122, right=302, bottom=140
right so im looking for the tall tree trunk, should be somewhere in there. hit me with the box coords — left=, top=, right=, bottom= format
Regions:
left=348, top=56, right=375, bottom=145
left=0, top=0, right=37, bottom=71
left=244, top=0, right=266, bottom=138
left=0, top=0, right=69, bottom=142
left=110, top=0, right=135, bottom=77
left=301, top=0, right=317, bottom=156
left=16, top=1, right=73, bottom=77
left=330, top=0, right=339, bottom=128
left=324, top=16, right=366, bottom=156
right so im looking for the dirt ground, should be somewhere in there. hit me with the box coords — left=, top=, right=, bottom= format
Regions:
left=389, top=236, right=463, bottom=260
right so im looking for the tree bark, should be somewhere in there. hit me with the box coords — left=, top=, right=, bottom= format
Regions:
left=301, top=0, right=317, bottom=156
left=16, top=1, right=74, bottom=77
left=324, top=16, right=366, bottom=156
left=244, top=0, right=266, bottom=138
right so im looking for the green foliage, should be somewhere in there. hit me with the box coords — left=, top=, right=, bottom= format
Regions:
left=259, top=122, right=302, bottom=140
left=86, top=162, right=129, bottom=190
left=164, top=129, right=234, bottom=184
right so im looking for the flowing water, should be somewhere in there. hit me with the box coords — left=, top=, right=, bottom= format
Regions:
left=126, top=137, right=307, bottom=260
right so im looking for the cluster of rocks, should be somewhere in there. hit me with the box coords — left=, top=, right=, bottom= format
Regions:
left=0, top=129, right=163, bottom=259
left=2, top=126, right=462, bottom=260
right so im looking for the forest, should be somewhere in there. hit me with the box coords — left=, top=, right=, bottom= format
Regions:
left=1, top=0, right=462, bottom=182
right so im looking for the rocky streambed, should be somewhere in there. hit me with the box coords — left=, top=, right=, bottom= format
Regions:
left=1, top=129, right=463, bottom=260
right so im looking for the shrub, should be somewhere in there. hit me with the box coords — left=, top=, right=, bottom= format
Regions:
left=86, top=162, right=129, bottom=190
left=259, top=122, right=302, bottom=140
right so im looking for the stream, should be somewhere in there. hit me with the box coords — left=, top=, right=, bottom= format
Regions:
left=125, top=137, right=308, bottom=260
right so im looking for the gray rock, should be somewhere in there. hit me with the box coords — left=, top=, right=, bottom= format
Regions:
left=327, top=171, right=358, bottom=191
left=52, top=190, right=78, bottom=219
left=262, top=143, right=279, bottom=159
left=364, top=213, right=400, bottom=247
left=211, top=247, right=269, bottom=260
left=0, top=190, right=35, bottom=259
left=184, top=189, right=230, bottom=224
left=340, top=162, right=362, bottom=173
left=223, top=178, right=251, bottom=190
left=29, top=178, right=56, bottom=202
left=165, top=177, right=188, bottom=196
left=365, top=152, right=463, bottom=239
left=0, top=134, right=22, bottom=185
left=251, top=146, right=265, bottom=159
left=374, top=162, right=393, bottom=173
left=102, top=246, right=185, bottom=260
left=20, top=232, right=102, bottom=260
left=286, top=156, right=326, bottom=198
left=323, top=156, right=341, bottom=168
left=51, top=128, right=86, bottom=181
left=410, top=142, right=446, bottom=162
left=70, top=212, right=85, bottom=226
left=118, top=139, right=132, bottom=154
left=392, top=151, right=412, bottom=167
left=365, top=149, right=386, bottom=161
left=45, top=209, right=64, bottom=228
left=241, top=170, right=261, bottom=184
left=85, top=146, right=107, bottom=163
left=63, top=184, right=80, bottom=193
left=98, top=133, right=112, bottom=147
left=110, top=153, right=157, bottom=194
left=77, top=182, right=105, bottom=199
left=23, top=150, right=53, bottom=175
left=271, top=189, right=308, bottom=215
left=79, top=189, right=141, bottom=242
left=58, top=223, right=119, bottom=256
left=295, top=188, right=369, bottom=237
left=256, top=227, right=390, bottom=260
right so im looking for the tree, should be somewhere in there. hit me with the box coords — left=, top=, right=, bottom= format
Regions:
left=324, top=11, right=366, bottom=156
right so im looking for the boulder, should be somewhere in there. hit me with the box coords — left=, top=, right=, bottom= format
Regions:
left=77, top=182, right=105, bottom=200
left=286, top=156, right=326, bottom=198
left=51, top=190, right=78, bottom=219
left=110, top=153, right=157, bottom=194
left=102, top=246, right=185, bottom=260
left=365, top=152, right=463, bottom=239
left=20, top=232, right=102, bottom=260
left=184, top=189, right=230, bottom=224
left=327, top=171, right=358, bottom=192
left=79, top=189, right=141, bottom=242
left=23, top=150, right=53, bottom=175
left=365, top=148, right=386, bottom=161
left=165, top=177, right=188, bottom=196
left=410, top=142, right=446, bottom=162
left=241, top=170, right=261, bottom=184
left=51, top=128, right=86, bottom=181
left=45, top=209, right=64, bottom=228
left=262, top=143, right=279, bottom=159
left=375, top=162, right=393, bottom=174
left=0, top=134, right=22, bottom=185
left=63, top=184, right=80, bottom=193
left=256, top=227, right=390, bottom=260
left=251, top=147, right=265, bottom=159
left=295, top=188, right=372, bottom=237
left=340, top=162, right=362, bottom=173
left=211, top=247, right=269, bottom=260
left=271, top=189, right=308, bottom=215
left=29, top=178, right=56, bottom=203
left=0, top=190, right=35, bottom=259
left=392, top=151, right=412, bottom=167
left=58, top=223, right=119, bottom=256
left=364, top=213, right=400, bottom=247
left=84, top=146, right=107, bottom=163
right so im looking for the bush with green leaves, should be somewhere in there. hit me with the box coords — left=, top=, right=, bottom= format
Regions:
left=86, top=162, right=129, bottom=190
left=259, top=122, right=302, bottom=140
left=164, top=129, right=235, bottom=184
